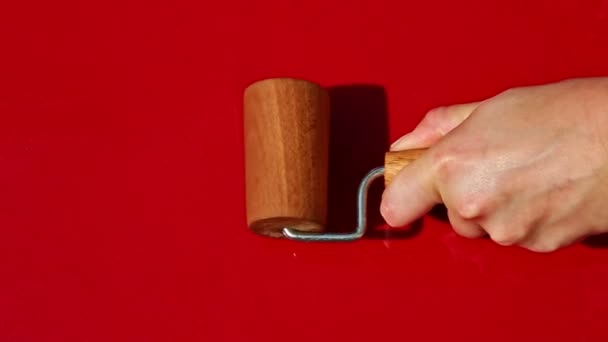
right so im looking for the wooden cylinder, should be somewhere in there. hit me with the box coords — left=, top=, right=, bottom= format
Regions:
left=244, top=78, right=330, bottom=238
left=384, top=149, right=427, bottom=186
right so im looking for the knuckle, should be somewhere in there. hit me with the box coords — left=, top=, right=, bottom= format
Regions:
left=452, top=223, right=485, bottom=239
left=430, top=148, right=461, bottom=181
left=454, top=194, right=490, bottom=219
left=488, top=224, right=526, bottom=246
left=423, top=107, right=452, bottom=137
left=491, top=233, right=516, bottom=246
left=526, top=241, right=560, bottom=253
left=425, top=106, right=448, bottom=124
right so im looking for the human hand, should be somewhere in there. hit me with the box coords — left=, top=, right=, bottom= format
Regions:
left=381, top=78, right=608, bottom=252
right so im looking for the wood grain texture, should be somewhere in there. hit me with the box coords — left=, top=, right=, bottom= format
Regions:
left=244, top=78, right=330, bottom=238
left=384, top=149, right=428, bottom=186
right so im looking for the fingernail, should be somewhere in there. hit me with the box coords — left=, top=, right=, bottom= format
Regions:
left=390, top=133, right=412, bottom=151
left=380, top=194, right=397, bottom=225
left=380, top=201, right=392, bottom=221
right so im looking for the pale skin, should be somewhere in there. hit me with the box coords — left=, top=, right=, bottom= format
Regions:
left=380, top=77, right=608, bottom=252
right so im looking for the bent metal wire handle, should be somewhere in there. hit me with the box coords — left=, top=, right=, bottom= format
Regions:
left=282, top=166, right=385, bottom=241
left=282, top=148, right=426, bottom=242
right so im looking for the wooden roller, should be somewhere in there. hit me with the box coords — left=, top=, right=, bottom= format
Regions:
left=243, top=77, right=426, bottom=240
left=244, top=78, right=330, bottom=238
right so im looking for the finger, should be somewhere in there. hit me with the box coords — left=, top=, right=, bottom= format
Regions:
left=380, top=152, right=441, bottom=227
left=447, top=208, right=486, bottom=239
left=519, top=234, right=563, bottom=253
left=390, top=102, right=483, bottom=151
left=519, top=223, right=583, bottom=253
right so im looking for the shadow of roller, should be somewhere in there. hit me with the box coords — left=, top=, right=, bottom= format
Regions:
left=325, top=85, right=388, bottom=234
left=326, top=85, right=423, bottom=240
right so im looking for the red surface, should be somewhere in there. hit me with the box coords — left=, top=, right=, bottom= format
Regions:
left=1, top=0, right=608, bottom=340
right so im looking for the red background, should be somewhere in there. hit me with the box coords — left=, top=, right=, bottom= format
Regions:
left=2, top=0, right=608, bottom=340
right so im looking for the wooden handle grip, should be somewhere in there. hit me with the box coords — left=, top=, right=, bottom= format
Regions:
left=384, top=149, right=428, bottom=186
left=244, top=78, right=330, bottom=238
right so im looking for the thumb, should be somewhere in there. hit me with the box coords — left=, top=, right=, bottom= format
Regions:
left=380, top=151, right=442, bottom=228
left=390, top=102, right=482, bottom=151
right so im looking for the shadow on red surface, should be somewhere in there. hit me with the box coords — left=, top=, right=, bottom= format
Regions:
left=325, top=84, right=422, bottom=239
left=583, top=233, right=608, bottom=248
